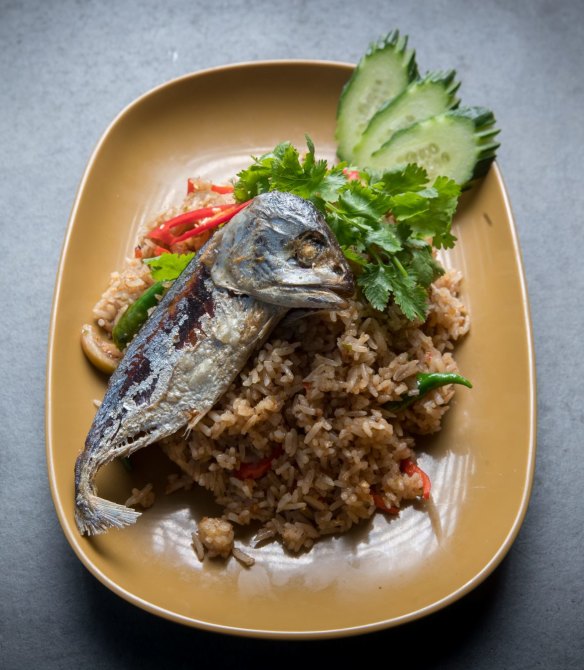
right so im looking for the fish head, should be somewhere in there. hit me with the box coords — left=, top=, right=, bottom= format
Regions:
left=211, top=191, right=354, bottom=309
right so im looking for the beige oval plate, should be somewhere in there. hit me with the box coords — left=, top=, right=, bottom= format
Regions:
left=47, top=61, right=536, bottom=638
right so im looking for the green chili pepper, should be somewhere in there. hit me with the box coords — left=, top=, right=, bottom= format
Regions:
left=385, top=372, right=472, bottom=411
left=112, top=281, right=166, bottom=350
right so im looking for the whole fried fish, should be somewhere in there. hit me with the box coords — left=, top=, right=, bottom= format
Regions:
left=75, top=191, right=354, bottom=535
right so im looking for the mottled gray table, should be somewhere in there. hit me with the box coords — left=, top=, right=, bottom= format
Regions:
left=1, top=0, right=582, bottom=667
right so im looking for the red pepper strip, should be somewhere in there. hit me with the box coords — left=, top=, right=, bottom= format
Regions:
left=235, top=456, right=273, bottom=480
left=372, top=493, right=400, bottom=515
left=168, top=204, right=236, bottom=230
left=153, top=245, right=170, bottom=256
left=147, top=202, right=249, bottom=246
left=401, top=458, right=431, bottom=500
left=147, top=228, right=178, bottom=246
left=187, top=178, right=234, bottom=195
left=171, top=201, right=251, bottom=244
left=160, top=205, right=236, bottom=231
left=211, top=183, right=235, bottom=194
left=235, top=446, right=282, bottom=480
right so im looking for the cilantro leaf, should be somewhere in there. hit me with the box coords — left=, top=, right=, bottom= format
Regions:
left=403, top=243, right=444, bottom=286
left=143, top=252, right=195, bottom=281
left=337, top=181, right=392, bottom=223
left=324, top=208, right=365, bottom=250
left=357, top=264, right=393, bottom=312
left=315, top=168, right=347, bottom=204
left=369, top=163, right=429, bottom=196
left=365, top=224, right=402, bottom=255
left=233, top=157, right=272, bottom=201
left=234, top=137, right=346, bottom=207
left=358, top=260, right=429, bottom=321
left=388, top=191, right=431, bottom=222
left=387, top=266, right=429, bottom=321
left=342, top=247, right=369, bottom=266
left=390, top=176, right=460, bottom=248
left=271, top=143, right=329, bottom=201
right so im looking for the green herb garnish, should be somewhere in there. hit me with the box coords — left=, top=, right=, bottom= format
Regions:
left=234, top=137, right=461, bottom=321
left=143, top=252, right=195, bottom=282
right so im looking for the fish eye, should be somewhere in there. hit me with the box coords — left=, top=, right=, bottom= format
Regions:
left=293, top=231, right=327, bottom=267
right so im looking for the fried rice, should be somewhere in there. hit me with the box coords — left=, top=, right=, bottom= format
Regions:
left=89, top=181, right=470, bottom=560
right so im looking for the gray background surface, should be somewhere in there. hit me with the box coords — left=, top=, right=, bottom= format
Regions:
left=1, top=0, right=582, bottom=667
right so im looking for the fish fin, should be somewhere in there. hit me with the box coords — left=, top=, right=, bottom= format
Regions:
left=75, top=494, right=141, bottom=536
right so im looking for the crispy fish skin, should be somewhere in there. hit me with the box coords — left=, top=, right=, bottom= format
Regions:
left=75, top=192, right=354, bottom=536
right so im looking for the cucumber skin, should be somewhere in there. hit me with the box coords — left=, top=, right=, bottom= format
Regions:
left=443, top=106, right=500, bottom=181
left=336, top=31, right=419, bottom=162
left=353, top=70, right=461, bottom=168
left=369, top=106, right=500, bottom=186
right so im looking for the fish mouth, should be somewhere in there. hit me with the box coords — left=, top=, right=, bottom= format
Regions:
left=248, top=264, right=354, bottom=309
left=301, top=267, right=355, bottom=309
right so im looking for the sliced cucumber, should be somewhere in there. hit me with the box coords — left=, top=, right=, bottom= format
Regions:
left=367, top=106, right=500, bottom=185
left=353, top=70, right=460, bottom=168
left=336, top=30, right=418, bottom=162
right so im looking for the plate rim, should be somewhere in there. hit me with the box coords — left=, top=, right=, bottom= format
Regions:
left=46, top=59, right=537, bottom=639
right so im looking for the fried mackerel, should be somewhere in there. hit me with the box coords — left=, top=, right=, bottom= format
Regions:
left=75, top=192, right=354, bottom=535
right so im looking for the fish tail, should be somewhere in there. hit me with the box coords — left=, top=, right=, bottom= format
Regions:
left=75, top=492, right=141, bottom=536
left=74, top=450, right=141, bottom=536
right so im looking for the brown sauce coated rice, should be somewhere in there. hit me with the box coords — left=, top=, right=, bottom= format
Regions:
left=92, top=182, right=470, bottom=560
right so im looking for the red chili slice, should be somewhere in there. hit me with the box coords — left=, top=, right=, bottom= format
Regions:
left=187, top=179, right=234, bottom=195
left=211, top=183, right=235, bottom=194
left=171, top=201, right=250, bottom=243
left=153, top=245, right=170, bottom=256
left=372, top=493, right=399, bottom=515
left=401, top=458, right=432, bottom=500
left=234, top=446, right=282, bottom=480
left=235, top=457, right=273, bottom=480
left=147, top=201, right=250, bottom=246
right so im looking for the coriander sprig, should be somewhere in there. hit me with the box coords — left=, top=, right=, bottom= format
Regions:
left=234, top=137, right=461, bottom=321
